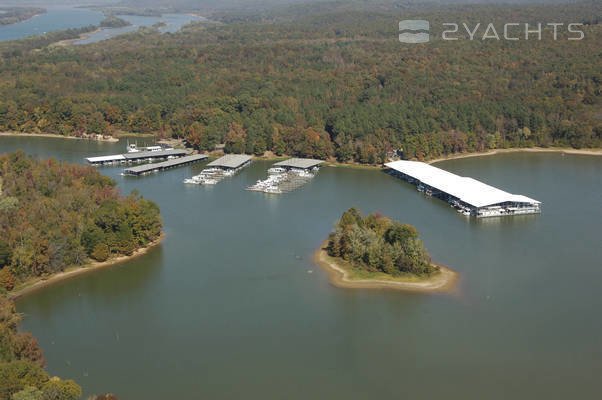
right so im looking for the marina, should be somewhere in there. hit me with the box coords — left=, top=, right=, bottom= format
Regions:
left=184, top=154, right=252, bottom=185
left=247, top=158, right=323, bottom=194
left=85, top=149, right=189, bottom=166
left=4, top=136, right=602, bottom=400
left=122, top=154, right=208, bottom=176
left=386, top=160, right=541, bottom=217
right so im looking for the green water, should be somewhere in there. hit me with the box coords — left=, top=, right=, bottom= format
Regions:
left=2, top=137, right=601, bottom=399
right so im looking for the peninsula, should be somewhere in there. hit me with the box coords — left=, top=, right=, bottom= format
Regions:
left=316, top=208, right=457, bottom=292
left=0, top=151, right=163, bottom=398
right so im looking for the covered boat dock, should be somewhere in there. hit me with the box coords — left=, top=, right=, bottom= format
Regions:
left=385, top=160, right=541, bottom=217
left=123, top=154, right=208, bottom=176
left=183, top=154, right=252, bottom=185
left=207, top=154, right=252, bottom=169
left=247, top=157, right=323, bottom=194
left=273, top=158, right=323, bottom=170
left=86, top=149, right=189, bottom=165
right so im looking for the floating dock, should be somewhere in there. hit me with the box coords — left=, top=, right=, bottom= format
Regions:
left=385, top=160, right=541, bottom=217
left=247, top=158, right=323, bottom=194
left=184, top=154, right=252, bottom=185
left=86, top=149, right=189, bottom=166
left=123, top=154, right=208, bottom=176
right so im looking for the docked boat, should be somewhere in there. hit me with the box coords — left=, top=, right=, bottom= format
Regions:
left=127, top=143, right=174, bottom=153
left=268, top=167, right=286, bottom=174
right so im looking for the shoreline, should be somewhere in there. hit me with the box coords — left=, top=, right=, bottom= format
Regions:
left=0, top=12, right=44, bottom=27
left=427, top=147, right=602, bottom=164
left=2, top=133, right=599, bottom=165
left=51, top=27, right=103, bottom=47
left=7, top=232, right=165, bottom=300
left=0, top=131, right=118, bottom=142
left=313, top=241, right=458, bottom=292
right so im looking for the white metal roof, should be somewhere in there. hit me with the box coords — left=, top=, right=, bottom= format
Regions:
left=86, top=155, right=126, bottom=163
left=207, top=154, right=252, bottom=168
left=123, top=149, right=188, bottom=160
left=385, top=160, right=540, bottom=208
left=273, top=158, right=323, bottom=169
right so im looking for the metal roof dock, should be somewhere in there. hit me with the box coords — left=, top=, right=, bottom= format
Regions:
left=385, top=160, right=541, bottom=218
left=86, top=149, right=189, bottom=165
left=273, top=158, right=323, bottom=170
left=123, top=149, right=189, bottom=161
left=123, top=155, right=208, bottom=176
left=207, top=154, right=252, bottom=169
left=85, top=154, right=126, bottom=164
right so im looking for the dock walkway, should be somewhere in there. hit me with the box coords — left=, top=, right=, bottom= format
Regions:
left=123, top=155, right=208, bottom=176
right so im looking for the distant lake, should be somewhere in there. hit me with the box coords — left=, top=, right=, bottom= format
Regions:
left=75, top=14, right=204, bottom=44
left=0, top=8, right=204, bottom=43
left=0, top=7, right=103, bottom=42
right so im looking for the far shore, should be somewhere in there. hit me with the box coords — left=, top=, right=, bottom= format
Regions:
left=1, top=133, right=599, bottom=167
left=313, top=241, right=458, bottom=292
left=0, top=12, right=45, bottom=27
left=7, top=233, right=165, bottom=300
left=427, top=147, right=602, bottom=164
left=0, top=131, right=118, bottom=142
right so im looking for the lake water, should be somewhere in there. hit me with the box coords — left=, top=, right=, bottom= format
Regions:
left=0, top=8, right=103, bottom=42
left=2, top=136, right=601, bottom=399
left=0, top=8, right=203, bottom=43
left=75, top=14, right=204, bottom=45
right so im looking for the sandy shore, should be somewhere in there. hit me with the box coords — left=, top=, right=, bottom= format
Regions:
left=427, top=147, right=602, bottom=164
left=313, top=241, right=458, bottom=292
left=7, top=233, right=165, bottom=300
left=0, top=131, right=118, bottom=142
left=51, top=27, right=103, bottom=47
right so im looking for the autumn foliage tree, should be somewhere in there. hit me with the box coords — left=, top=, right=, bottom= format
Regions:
left=327, top=208, right=437, bottom=276
left=0, top=151, right=162, bottom=289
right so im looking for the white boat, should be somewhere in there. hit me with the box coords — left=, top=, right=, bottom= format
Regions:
left=263, top=186, right=282, bottom=194
left=268, top=167, right=286, bottom=174
left=127, top=143, right=173, bottom=153
left=296, top=170, right=314, bottom=178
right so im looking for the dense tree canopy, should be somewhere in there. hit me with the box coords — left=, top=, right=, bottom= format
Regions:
left=0, top=2, right=599, bottom=162
left=327, top=207, right=437, bottom=276
left=0, top=151, right=162, bottom=290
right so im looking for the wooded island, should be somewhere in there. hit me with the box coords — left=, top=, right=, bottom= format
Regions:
left=316, top=208, right=457, bottom=291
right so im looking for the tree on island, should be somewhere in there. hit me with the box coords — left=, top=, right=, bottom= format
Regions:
left=327, top=208, right=437, bottom=277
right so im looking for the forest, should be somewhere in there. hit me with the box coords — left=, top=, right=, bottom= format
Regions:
left=0, top=151, right=162, bottom=291
left=327, top=207, right=437, bottom=276
left=0, top=1, right=599, bottom=163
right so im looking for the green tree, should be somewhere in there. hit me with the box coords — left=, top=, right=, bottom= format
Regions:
left=0, top=240, right=12, bottom=268
left=41, top=378, right=81, bottom=400
left=0, top=361, right=49, bottom=400
left=91, top=244, right=109, bottom=262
